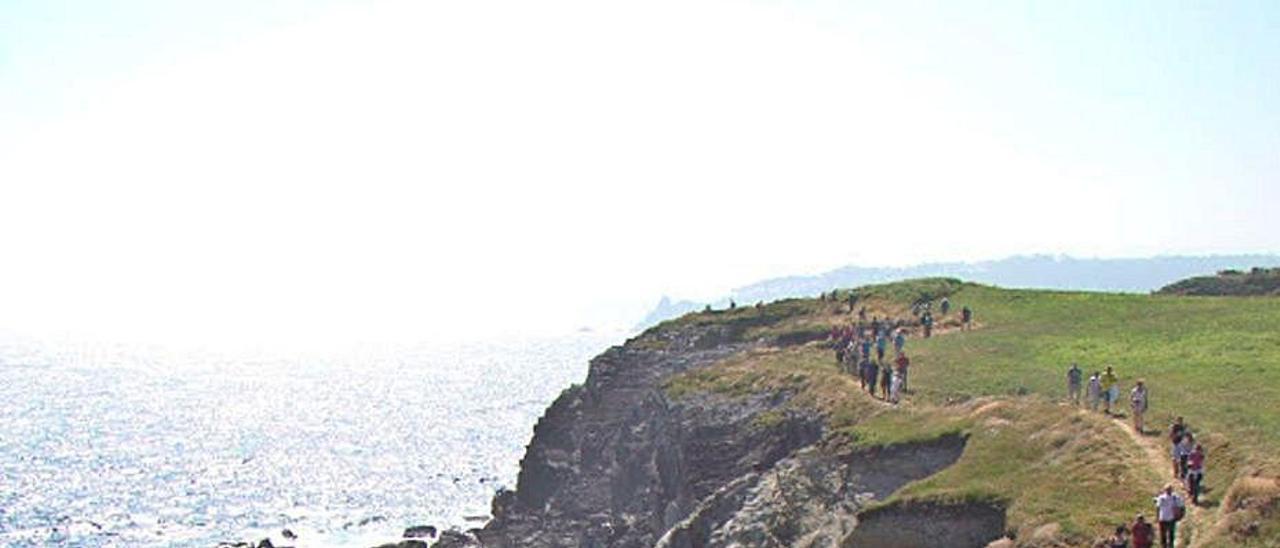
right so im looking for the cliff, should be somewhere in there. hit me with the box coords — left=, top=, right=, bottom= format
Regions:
left=426, top=278, right=1280, bottom=547
left=434, top=283, right=1004, bottom=547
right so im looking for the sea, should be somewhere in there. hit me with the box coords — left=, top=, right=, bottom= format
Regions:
left=0, top=330, right=621, bottom=547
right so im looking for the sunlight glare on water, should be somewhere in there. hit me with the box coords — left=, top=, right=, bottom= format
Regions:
left=0, top=331, right=618, bottom=546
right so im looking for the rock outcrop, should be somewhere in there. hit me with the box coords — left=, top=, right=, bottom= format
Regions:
left=458, top=321, right=990, bottom=547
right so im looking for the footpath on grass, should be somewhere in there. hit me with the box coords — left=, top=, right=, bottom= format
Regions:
left=657, top=278, right=1279, bottom=547
left=830, top=291, right=1210, bottom=546
left=1105, top=410, right=1203, bottom=547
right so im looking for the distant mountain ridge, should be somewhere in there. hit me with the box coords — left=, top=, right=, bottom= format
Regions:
left=638, top=254, right=1280, bottom=328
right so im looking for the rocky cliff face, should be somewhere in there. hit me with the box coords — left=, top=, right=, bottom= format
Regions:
left=437, top=322, right=992, bottom=548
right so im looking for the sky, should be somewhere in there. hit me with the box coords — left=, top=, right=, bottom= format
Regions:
left=1, top=0, right=1277, bottom=347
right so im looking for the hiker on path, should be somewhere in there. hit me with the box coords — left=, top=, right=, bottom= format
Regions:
left=1130, top=380, right=1149, bottom=433
left=1106, top=524, right=1129, bottom=548
left=961, top=305, right=973, bottom=330
left=1175, top=433, right=1195, bottom=480
left=893, top=330, right=906, bottom=354
left=940, top=297, right=951, bottom=315
left=1153, top=485, right=1185, bottom=548
left=858, top=306, right=867, bottom=322
left=864, top=359, right=879, bottom=397
left=889, top=370, right=903, bottom=403
left=1067, top=363, right=1083, bottom=404
left=1168, top=417, right=1187, bottom=476
left=895, top=352, right=910, bottom=392
left=922, top=312, right=934, bottom=338
left=1186, top=443, right=1205, bottom=504
left=1087, top=372, right=1103, bottom=411
left=858, top=358, right=870, bottom=390
left=860, top=338, right=873, bottom=361
left=1101, top=366, right=1119, bottom=415
left=875, top=332, right=887, bottom=361
left=880, top=361, right=893, bottom=400
left=1130, top=515, right=1154, bottom=548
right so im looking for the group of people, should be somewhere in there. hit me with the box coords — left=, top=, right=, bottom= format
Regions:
left=1169, top=416, right=1207, bottom=506
left=1067, top=364, right=1153, bottom=431
left=1104, top=483, right=1184, bottom=548
left=908, top=296, right=974, bottom=338
left=830, top=320, right=910, bottom=404
left=1103, top=462, right=1200, bottom=547
left=825, top=297, right=975, bottom=404
left=1068, top=365, right=1209, bottom=548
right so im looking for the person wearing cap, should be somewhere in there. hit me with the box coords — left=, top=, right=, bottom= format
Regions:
left=1130, top=514, right=1154, bottom=548
left=1154, top=484, right=1185, bottom=547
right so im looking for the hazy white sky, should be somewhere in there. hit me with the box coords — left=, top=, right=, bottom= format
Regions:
left=2, top=0, right=1277, bottom=346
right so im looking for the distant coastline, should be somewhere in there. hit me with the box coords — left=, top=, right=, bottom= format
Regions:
left=639, top=253, right=1280, bottom=328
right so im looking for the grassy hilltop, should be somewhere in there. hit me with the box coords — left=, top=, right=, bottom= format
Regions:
left=1158, top=267, right=1280, bottom=296
left=644, top=278, right=1280, bottom=547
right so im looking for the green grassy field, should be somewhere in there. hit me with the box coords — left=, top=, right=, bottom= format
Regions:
left=653, top=279, right=1280, bottom=546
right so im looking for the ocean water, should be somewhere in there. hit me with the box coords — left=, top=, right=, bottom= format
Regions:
left=0, top=331, right=619, bottom=547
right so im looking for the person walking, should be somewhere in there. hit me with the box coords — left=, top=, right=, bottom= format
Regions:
left=940, top=297, right=951, bottom=315
left=1101, top=366, right=1119, bottom=415
left=1087, top=372, right=1103, bottom=411
left=865, top=359, right=879, bottom=397
left=893, top=329, right=906, bottom=354
left=1130, top=380, right=1149, bottom=433
left=961, top=305, right=973, bottom=330
left=1130, top=514, right=1154, bottom=548
left=880, top=361, right=893, bottom=400
left=889, top=370, right=903, bottom=404
left=895, top=352, right=910, bottom=392
left=875, top=332, right=887, bottom=361
left=1106, top=524, right=1129, bottom=548
left=1176, top=433, right=1195, bottom=480
left=1067, top=363, right=1083, bottom=404
left=1168, top=417, right=1187, bottom=477
left=1186, top=443, right=1205, bottom=504
left=1153, top=485, right=1185, bottom=548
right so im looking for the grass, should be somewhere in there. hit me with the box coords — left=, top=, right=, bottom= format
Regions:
left=851, top=398, right=1159, bottom=544
left=655, top=278, right=1280, bottom=546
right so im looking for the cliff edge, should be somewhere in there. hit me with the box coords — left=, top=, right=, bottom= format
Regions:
left=428, top=278, right=1280, bottom=547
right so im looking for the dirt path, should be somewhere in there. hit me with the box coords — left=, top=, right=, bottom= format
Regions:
left=1106, top=413, right=1204, bottom=547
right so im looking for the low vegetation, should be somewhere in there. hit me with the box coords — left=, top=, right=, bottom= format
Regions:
left=1157, top=267, right=1280, bottom=296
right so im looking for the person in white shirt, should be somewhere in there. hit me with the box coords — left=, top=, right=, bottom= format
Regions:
left=1175, top=434, right=1196, bottom=479
left=1153, top=485, right=1185, bottom=547
left=1130, top=380, right=1149, bottom=433
left=1087, top=373, right=1103, bottom=411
